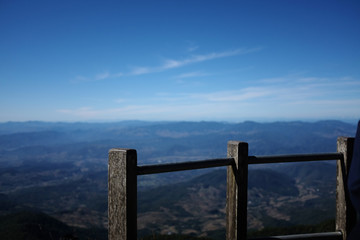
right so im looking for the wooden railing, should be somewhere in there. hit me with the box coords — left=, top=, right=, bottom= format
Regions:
left=108, top=137, right=356, bottom=240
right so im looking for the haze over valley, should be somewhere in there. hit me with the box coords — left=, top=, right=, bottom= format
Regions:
left=0, top=120, right=357, bottom=239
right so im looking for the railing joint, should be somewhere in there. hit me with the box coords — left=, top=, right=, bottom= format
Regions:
left=108, top=137, right=355, bottom=240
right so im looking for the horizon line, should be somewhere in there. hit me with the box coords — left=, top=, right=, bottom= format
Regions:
left=0, top=118, right=358, bottom=125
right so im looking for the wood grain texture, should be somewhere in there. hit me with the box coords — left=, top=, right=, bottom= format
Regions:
left=336, top=137, right=356, bottom=240
left=226, top=141, right=248, bottom=240
left=108, top=149, right=137, bottom=240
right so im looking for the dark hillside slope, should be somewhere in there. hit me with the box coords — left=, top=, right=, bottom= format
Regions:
left=248, top=169, right=299, bottom=196
left=0, top=120, right=355, bottom=238
left=138, top=167, right=302, bottom=237
left=0, top=210, right=107, bottom=240
left=278, top=162, right=336, bottom=185
left=0, top=210, right=73, bottom=240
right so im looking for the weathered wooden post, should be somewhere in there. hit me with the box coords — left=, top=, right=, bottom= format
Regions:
left=226, top=141, right=248, bottom=240
left=108, top=149, right=137, bottom=240
left=336, top=137, right=356, bottom=240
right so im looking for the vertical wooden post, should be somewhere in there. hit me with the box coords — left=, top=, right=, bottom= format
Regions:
left=336, top=137, right=356, bottom=240
left=108, top=149, right=137, bottom=240
left=226, top=141, right=248, bottom=240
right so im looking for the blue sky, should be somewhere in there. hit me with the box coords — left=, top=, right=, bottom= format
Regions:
left=1, top=0, right=359, bottom=122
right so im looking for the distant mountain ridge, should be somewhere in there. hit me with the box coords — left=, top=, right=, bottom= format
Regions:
left=0, top=120, right=356, bottom=239
left=0, top=120, right=356, bottom=165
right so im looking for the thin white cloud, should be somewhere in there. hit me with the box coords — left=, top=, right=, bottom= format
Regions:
left=130, top=47, right=262, bottom=75
left=163, top=59, right=183, bottom=69
left=72, top=75, right=89, bottom=83
left=95, top=71, right=110, bottom=80
left=112, top=72, right=123, bottom=78
left=153, top=75, right=360, bottom=105
left=57, top=107, right=95, bottom=117
left=290, top=99, right=360, bottom=106
left=130, top=67, right=151, bottom=75
left=61, top=75, right=360, bottom=121
left=164, top=47, right=262, bottom=69
left=57, top=105, right=176, bottom=119
left=72, top=71, right=123, bottom=83
left=114, top=98, right=126, bottom=103
left=188, top=45, right=199, bottom=52
left=171, top=88, right=272, bottom=103
left=258, top=75, right=360, bottom=93
left=186, top=41, right=199, bottom=52
left=174, top=71, right=210, bottom=79
left=74, top=47, right=261, bottom=79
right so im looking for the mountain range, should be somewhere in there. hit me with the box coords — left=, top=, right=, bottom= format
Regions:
left=0, top=120, right=357, bottom=239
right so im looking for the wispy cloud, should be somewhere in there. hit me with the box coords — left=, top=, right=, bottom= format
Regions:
left=73, top=76, right=89, bottom=83
left=186, top=41, right=199, bottom=52
left=72, top=71, right=123, bottom=83
left=61, top=75, right=360, bottom=121
left=130, top=67, right=151, bottom=75
left=57, top=105, right=175, bottom=119
left=174, top=71, right=210, bottom=79
left=187, top=45, right=199, bottom=52
left=193, top=88, right=272, bottom=102
left=130, top=47, right=262, bottom=75
left=164, top=48, right=262, bottom=69
left=95, top=71, right=110, bottom=81
left=73, top=47, right=261, bottom=81
left=114, top=98, right=126, bottom=103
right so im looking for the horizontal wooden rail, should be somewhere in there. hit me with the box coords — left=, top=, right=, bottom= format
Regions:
left=109, top=137, right=355, bottom=240
left=137, top=153, right=343, bottom=175
left=248, top=152, right=343, bottom=164
left=250, top=231, right=342, bottom=240
left=137, top=158, right=234, bottom=175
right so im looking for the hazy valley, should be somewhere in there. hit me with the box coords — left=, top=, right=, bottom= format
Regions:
left=0, top=120, right=357, bottom=239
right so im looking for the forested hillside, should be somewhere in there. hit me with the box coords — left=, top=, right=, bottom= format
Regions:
left=0, top=120, right=356, bottom=239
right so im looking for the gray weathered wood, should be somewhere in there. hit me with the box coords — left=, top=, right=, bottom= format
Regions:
left=106, top=137, right=353, bottom=240
left=108, top=148, right=137, bottom=240
left=226, top=141, right=248, bottom=240
left=336, top=137, right=356, bottom=240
